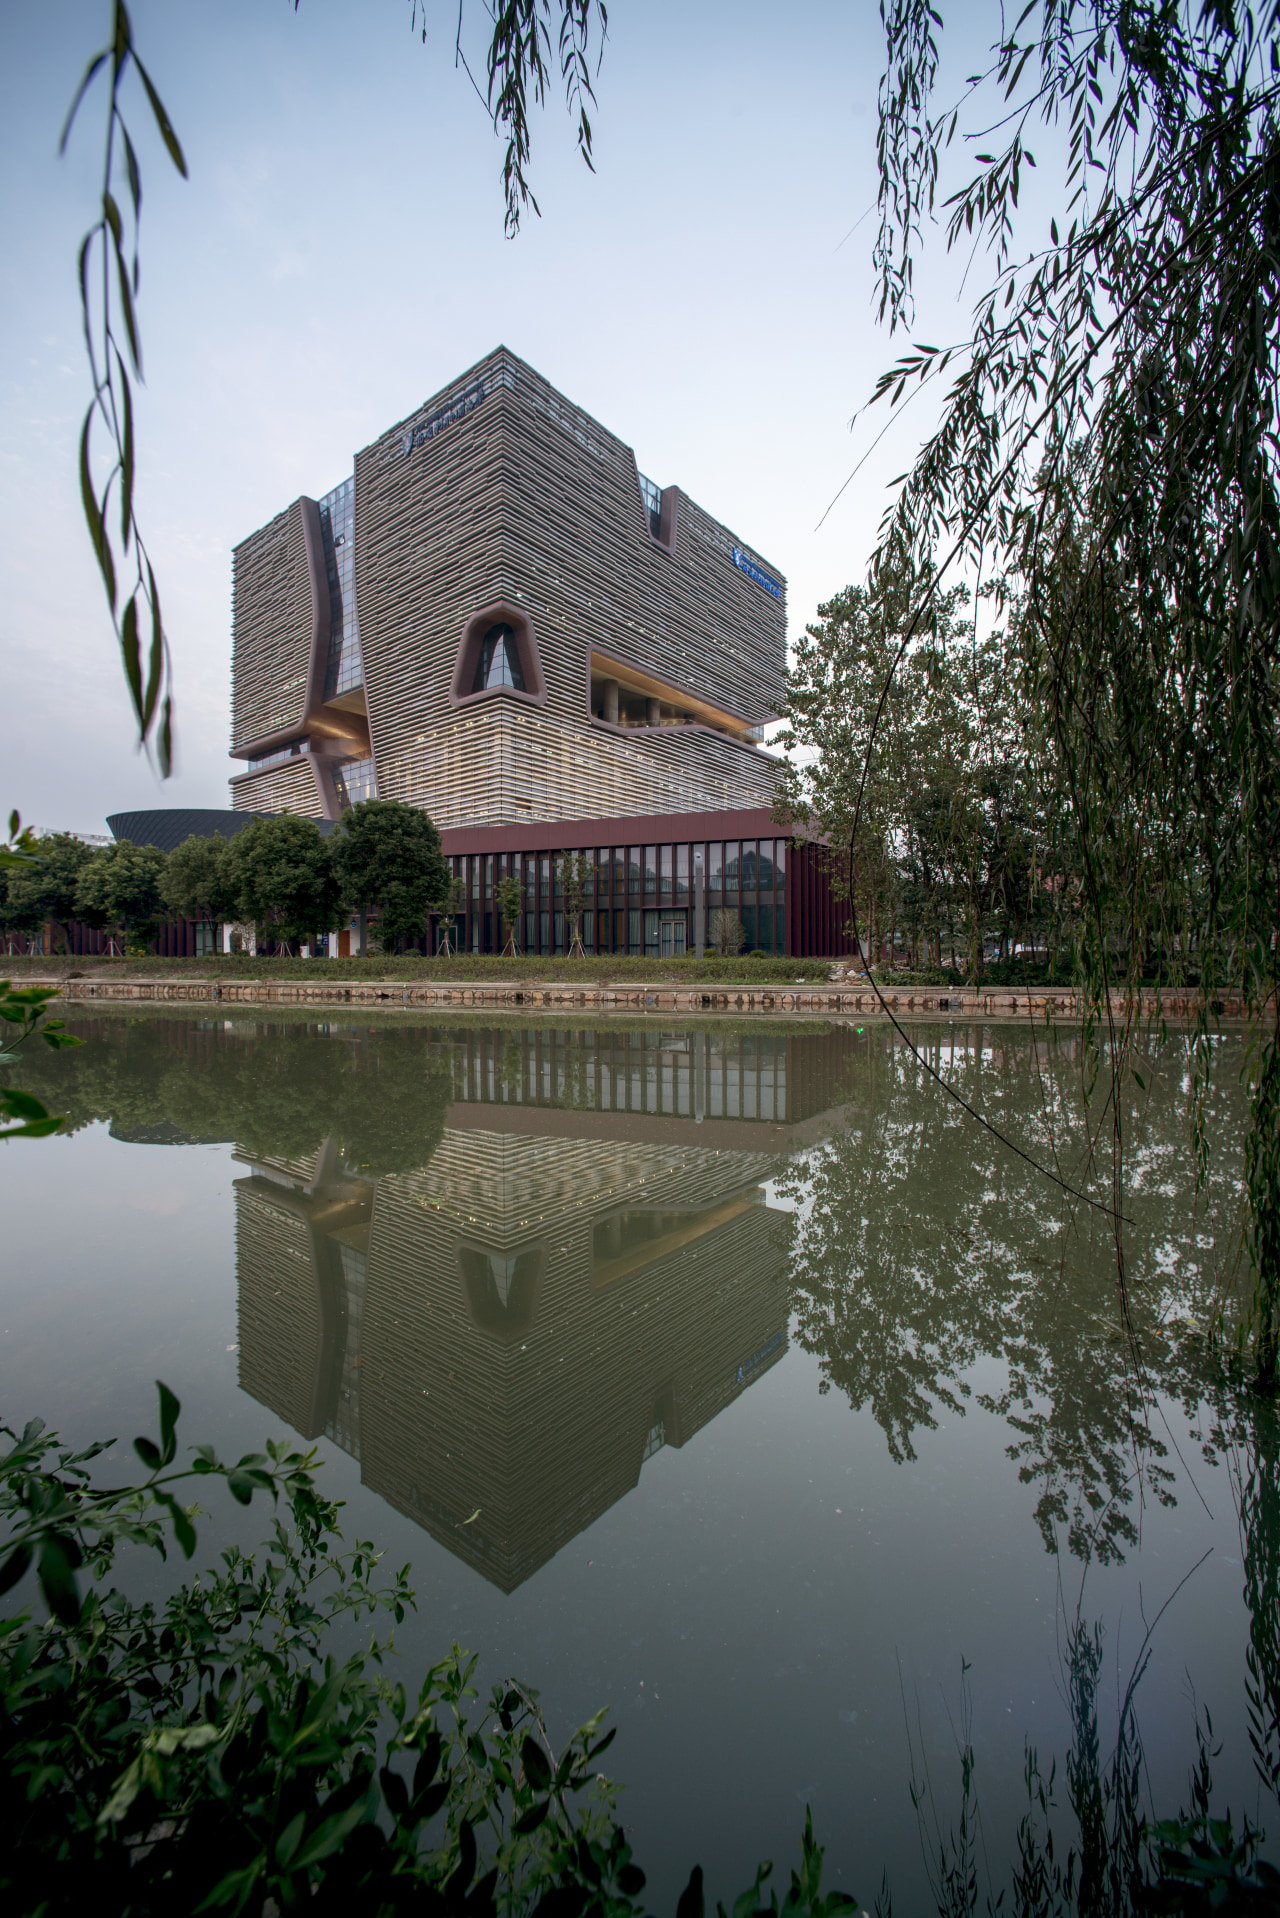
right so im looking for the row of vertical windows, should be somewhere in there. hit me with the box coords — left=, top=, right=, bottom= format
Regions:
left=443, top=839, right=788, bottom=956
left=318, top=475, right=362, bottom=700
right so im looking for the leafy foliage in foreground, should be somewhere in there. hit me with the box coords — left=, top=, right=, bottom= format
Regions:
left=0, top=1387, right=859, bottom=1918
left=0, top=981, right=82, bottom=1140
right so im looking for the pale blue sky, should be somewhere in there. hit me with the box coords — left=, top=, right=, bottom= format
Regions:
left=2, top=1, right=983, bottom=832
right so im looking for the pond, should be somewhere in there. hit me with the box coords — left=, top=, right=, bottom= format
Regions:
left=2, top=1008, right=1275, bottom=1909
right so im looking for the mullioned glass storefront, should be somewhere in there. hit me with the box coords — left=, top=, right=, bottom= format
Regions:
left=447, top=836, right=789, bottom=956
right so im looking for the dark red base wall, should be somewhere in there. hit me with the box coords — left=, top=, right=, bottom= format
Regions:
left=788, top=843, right=862, bottom=959
left=3, top=921, right=209, bottom=959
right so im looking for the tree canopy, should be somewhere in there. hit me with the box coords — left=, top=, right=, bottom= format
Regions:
left=332, top=800, right=449, bottom=956
left=223, top=815, right=339, bottom=954
left=73, top=840, right=166, bottom=955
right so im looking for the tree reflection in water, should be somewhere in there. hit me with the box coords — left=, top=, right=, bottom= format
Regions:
left=776, top=1024, right=1254, bottom=1566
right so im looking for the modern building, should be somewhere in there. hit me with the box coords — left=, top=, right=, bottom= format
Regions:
left=227, top=346, right=853, bottom=958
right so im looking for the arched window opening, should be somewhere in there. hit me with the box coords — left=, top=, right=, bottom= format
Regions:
left=471, top=622, right=526, bottom=694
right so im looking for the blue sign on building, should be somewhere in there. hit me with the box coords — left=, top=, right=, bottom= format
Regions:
left=401, top=380, right=486, bottom=456
left=731, top=546, right=782, bottom=600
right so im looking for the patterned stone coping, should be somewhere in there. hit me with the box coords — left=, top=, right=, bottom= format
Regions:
left=45, top=978, right=1254, bottom=1021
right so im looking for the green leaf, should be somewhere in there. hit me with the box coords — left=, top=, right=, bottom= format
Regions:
left=0, top=1541, right=33, bottom=1596
left=37, top=1533, right=82, bottom=1625
left=275, top=1811, right=306, bottom=1867
left=97, top=1754, right=144, bottom=1826
left=156, top=1490, right=197, bottom=1559
left=677, top=1864, right=705, bottom=1918
left=133, top=52, right=188, bottom=176
left=380, top=1765, right=410, bottom=1821
left=290, top=1796, right=367, bottom=1870
left=521, top=1733, right=552, bottom=1792
left=78, top=404, right=116, bottom=612
left=513, top=1798, right=550, bottom=1834
left=122, top=592, right=143, bottom=722
left=157, top=1380, right=180, bottom=1465
left=134, top=1434, right=162, bottom=1471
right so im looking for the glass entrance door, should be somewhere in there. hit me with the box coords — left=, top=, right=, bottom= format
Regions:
left=660, top=912, right=687, bottom=957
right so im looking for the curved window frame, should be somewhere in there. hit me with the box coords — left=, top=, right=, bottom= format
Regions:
left=451, top=601, right=546, bottom=709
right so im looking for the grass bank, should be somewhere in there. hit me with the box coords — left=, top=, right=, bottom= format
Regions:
left=2, top=952, right=833, bottom=985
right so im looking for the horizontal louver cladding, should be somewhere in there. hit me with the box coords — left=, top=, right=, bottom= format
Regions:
left=338, top=1130, right=786, bottom=1590
left=378, top=704, right=775, bottom=829
left=230, top=346, right=786, bottom=826
left=352, top=348, right=784, bottom=827
left=230, top=755, right=323, bottom=817
left=231, top=502, right=313, bottom=750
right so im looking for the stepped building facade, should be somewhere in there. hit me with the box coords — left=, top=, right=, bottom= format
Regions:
left=227, top=348, right=852, bottom=958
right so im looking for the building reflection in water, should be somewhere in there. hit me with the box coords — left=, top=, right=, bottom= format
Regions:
left=234, top=1026, right=847, bottom=1591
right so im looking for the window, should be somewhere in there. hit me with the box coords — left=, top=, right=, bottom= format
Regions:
left=644, top=846, right=657, bottom=894
left=471, top=623, right=526, bottom=693
left=247, top=738, right=308, bottom=774
left=628, top=848, right=641, bottom=894
left=638, top=472, right=662, bottom=538
left=660, top=845, right=673, bottom=898
left=332, top=755, right=375, bottom=808
left=453, top=602, right=544, bottom=706
left=676, top=845, right=689, bottom=898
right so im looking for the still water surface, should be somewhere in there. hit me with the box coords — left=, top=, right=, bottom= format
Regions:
left=1, top=1010, right=1272, bottom=1907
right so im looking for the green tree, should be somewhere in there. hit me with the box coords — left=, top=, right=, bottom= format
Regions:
left=2, top=832, right=97, bottom=955
left=223, top=816, right=337, bottom=957
left=437, top=875, right=467, bottom=959
left=73, top=840, right=167, bottom=956
left=556, top=851, right=593, bottom=957
left=866, top=4, right=1280, bottom=1378
left=496, top=872, right=522, bottom=955
left=331, top=800, right=448, bottom=958
left=778, top=550, right=979, bottom=968
left=160, top=832, right=235, bottom=926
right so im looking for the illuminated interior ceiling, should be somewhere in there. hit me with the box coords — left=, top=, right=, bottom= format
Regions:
left=589, top=649, right=757, bottom=740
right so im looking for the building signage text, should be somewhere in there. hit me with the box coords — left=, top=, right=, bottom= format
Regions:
left=731, top=547, right=782, bottom=600
left=401, top=380, right=485, bottom=456
left=736, top=1329, right=787, bottom=1384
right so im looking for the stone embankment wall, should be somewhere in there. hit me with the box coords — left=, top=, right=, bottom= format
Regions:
left=48, top=977, right=1254, bottom=1022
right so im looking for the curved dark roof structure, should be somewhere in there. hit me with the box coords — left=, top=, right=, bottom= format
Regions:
left=106, top=808, right=271, bottom=853
left=107, top=808, right=340, bottom=852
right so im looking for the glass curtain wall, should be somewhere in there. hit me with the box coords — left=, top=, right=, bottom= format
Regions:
left=446, top=841, right=789, bottom=957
